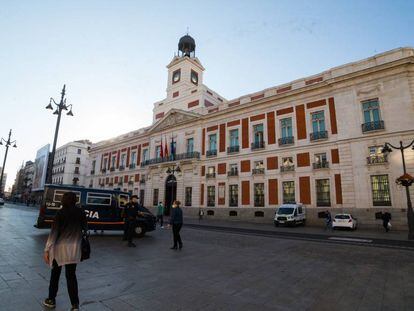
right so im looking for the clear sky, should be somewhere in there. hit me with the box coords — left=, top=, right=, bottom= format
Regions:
left=0, top=0, right=413, bottom=190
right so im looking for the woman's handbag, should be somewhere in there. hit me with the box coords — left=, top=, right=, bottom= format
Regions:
left=81, top=230, right=91, bottom=261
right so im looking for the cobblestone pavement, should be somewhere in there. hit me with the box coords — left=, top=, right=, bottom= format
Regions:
left=0, top=203, right=414, bottom=311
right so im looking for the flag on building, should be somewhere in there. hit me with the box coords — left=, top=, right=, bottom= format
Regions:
left=160, top=136, right=164, bottom=158
left=170, top=137, right=176, bottom=159
left=164, top=135, right=169, bottom=158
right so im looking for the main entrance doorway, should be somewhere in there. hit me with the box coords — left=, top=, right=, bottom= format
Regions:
left=164, top=174, right=177, bottom=216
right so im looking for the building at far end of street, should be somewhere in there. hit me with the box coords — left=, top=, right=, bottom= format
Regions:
left=87, top=35, right=414, bottom=228
left=51, top=140, right=92, bottom=187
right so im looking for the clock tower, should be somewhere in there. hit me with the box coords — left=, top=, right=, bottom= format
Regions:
left=152, top=34, right=226, bottom=123
left=165, top=34, right=204, bottom=97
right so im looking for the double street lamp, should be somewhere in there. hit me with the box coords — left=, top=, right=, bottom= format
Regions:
left=166, top=165, right=181, bottom=175
left=45, top=85, right=73, bottom=184
left=381, top=140, right=414, bottom=240
left=0, top=129, right=17, bottom=197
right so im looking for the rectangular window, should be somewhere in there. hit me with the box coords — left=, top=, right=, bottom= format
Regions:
left=111, top=156, right=116, bottom=168
left=207, top=186, right=215, bottom=207
left=312, top=111, right=325, bottom=133
left=187, top=138, right=194, bottom=153
left=86, top=192, right=112, bottom=206
left=185, top=187, right=192, bottom=206
left=362, top=99, right=380, bottom=123
left=253, top=124, right=264, bottom=143
left=103, top=158, right=107, bottom=169
left=209, top=134, right=217, bottom=151
left=282, top=157, right=293, bottom=167
left=229, top=129, right=239, bottom=147
left=143, top=149, right=149, bottom=162
left=76, top=157, right=81, bottom=164
left=53, top=190, right=81, bottom=205
left=254, top=160, right=264, bottom=169
left=131, top=152, right=137, bottom=165
left=153, top=189, right=159, bottom=206
left=120, top=154, right=126, bottom=166
left=280, top=118, right=292, bottom=138
left=282, top=181, right=295, bottom=204
left=92, top=160, right=96, bottom=171
left=316, top=179, right=331, bottom=206
left=208, top=166, right=215, bottom=174
left=371, top=175, right=391, bottom=206
left=155, top=146, right=161, bottom=159
left=254, top=183, right=265, bottom=207
left=74, top=167, right=80, bottom=174
left=315, top=153, right=327, bottom=163
left=77, top=149, right=81, bottom=154
left=367, top=146, right=387, bottom=164
left=369, top=146, right=383, bottom=157
left=229, top=185, right=238, bottom=207
left=230, top=163, right=238, bottom=173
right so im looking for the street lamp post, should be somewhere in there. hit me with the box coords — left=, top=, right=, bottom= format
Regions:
left=0, top=129, right=17, bottom=197
left=45, top=85, right=74, bottom=184
left=381, top=140, right=414, bottom=240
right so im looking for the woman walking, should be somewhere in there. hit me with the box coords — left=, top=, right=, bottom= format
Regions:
left=169, top=200, right=183, bottom=250
left=43, top=192, right=87, bottom=311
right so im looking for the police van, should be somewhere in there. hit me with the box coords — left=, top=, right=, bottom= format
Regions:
left=35, top=184, right=156, bottom=237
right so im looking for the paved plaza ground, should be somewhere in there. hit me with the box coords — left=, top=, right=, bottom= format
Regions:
left=0, top=203, right=414, bottom=311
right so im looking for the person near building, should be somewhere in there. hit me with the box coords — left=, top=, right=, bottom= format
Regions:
left=325, top=210, right=332, bottom=230
left=125, top=195, right=140, bottom=247
left=43, top=192, right=87, bottom=311
left=156, top=201, right=164, bottom=228
left=382, top=212, right=392, bottom=232
left=168, top=200, right=183, bottom=250
left=198, top=208, right=204, bottom=221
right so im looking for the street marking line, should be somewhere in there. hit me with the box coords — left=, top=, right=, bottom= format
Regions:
left=328, top=237, right=373, bottom=243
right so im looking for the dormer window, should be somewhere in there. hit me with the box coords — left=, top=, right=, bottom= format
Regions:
left=172, top=69, right=181, bottom=84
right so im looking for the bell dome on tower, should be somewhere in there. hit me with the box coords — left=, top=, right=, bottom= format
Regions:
left=178, top=34, right=196, bottom=58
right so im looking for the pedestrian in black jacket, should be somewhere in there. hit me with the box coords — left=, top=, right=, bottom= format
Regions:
left=382, top=212, right=392, bottom=232
left=124, top=195, right=140, bottom=247
left=168, top=200, right=183, bottom=250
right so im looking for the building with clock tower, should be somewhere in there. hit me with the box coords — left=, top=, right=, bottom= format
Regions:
left=87, top=35, right=414, bottom=228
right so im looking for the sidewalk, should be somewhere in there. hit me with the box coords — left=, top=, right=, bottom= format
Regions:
left=184, top=217, right=410, bottom=241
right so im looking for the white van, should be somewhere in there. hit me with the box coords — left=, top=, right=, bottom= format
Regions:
left=274, top=203, right=306, bottom=227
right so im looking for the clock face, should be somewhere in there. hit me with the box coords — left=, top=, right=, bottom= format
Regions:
left=172, top=70, right=181, bottom=83
left=191, top=70, right=198, bottom=85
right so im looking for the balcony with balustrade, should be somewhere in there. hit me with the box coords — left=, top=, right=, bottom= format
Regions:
left=140, top=152, right=200, bottom=167
left=312, top=161, right=329, bottom=169
left=251, top=141, right=265, bottom=150
left=362, top=120, right=385, bottom=133
left=278, top=136, right=294, bottom=146
left=310, top=130, right=328, bottom=141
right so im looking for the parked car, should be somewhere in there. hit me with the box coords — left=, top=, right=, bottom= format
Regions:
left=332, top=213, right=357, bottom=230
left=0, top=198, right=4, bottom=206
left=274, top=203, right=306, bottom=227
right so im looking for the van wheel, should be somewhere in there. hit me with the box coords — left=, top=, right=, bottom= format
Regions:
left=274, top=221, right=279, bottom=227
left=302, top=220, right=306, bottom=226
left=135, top=225, right=146, bottom=237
